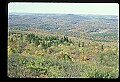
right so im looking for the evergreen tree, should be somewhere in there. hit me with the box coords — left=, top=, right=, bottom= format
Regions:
left=69, top=39, right=73, bottom=44
left=101, top=44, right=104, bottom=50
left=42, top=41, right=47, bottom=49
left=66, top=36, right=69, bottom=42
left=35, top=35, right=39, bottom=39
left=45, top=36, right=49, bottom=41
left=82, top=42, right=84, bottom=47
left=27, top=33, right=35, bottom=43
left=34, top=38, right=40, bottom=47
left=42, top=41, right=45, bottom=47
left=78, top=41, right=80, bottom=47
left=48, top=42, right=51, bottom=47
left=32, top=37, right=36, bottom=43
left=60, top=37, right=64, bottom=43
left=64, top=36, right=66, bottom=42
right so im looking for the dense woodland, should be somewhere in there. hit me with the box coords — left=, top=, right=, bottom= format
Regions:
left=8, top=13, right=119, bottom=78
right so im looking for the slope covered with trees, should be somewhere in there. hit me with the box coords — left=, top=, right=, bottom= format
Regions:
left=8, top=13, right=119, bottom=78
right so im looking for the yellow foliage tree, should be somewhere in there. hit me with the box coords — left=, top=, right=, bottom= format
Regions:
left=8, top=46, right=12, bottom=56
left=80, top=54, right=87, bottom=61
left=35, top=50, right=39, bottom=55
left=38, top=44, right=42, bottom=49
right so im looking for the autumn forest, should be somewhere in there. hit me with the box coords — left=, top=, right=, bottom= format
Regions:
left=8, top=13, right=119, bottom=78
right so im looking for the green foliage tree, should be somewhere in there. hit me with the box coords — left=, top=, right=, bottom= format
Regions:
left=10, top=38, right=13, bottom=42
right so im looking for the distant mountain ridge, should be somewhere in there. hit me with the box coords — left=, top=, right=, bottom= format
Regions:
left=8, top=12, right=118, bottom=42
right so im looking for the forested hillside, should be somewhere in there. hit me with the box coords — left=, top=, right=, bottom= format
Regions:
left=8, top=13, right=119, bottom=78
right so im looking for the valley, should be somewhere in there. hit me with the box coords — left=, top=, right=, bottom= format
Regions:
left=8, top=13, right=119, bottom=78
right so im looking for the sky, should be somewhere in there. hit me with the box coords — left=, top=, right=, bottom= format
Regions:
left=8, top=2, right=119, bottom=15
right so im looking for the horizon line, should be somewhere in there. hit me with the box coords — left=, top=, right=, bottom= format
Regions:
left=8, top=12, right=118, bottom=16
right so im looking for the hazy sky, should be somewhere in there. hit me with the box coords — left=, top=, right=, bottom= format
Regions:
left=8, top=2, right=119, bottom=15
